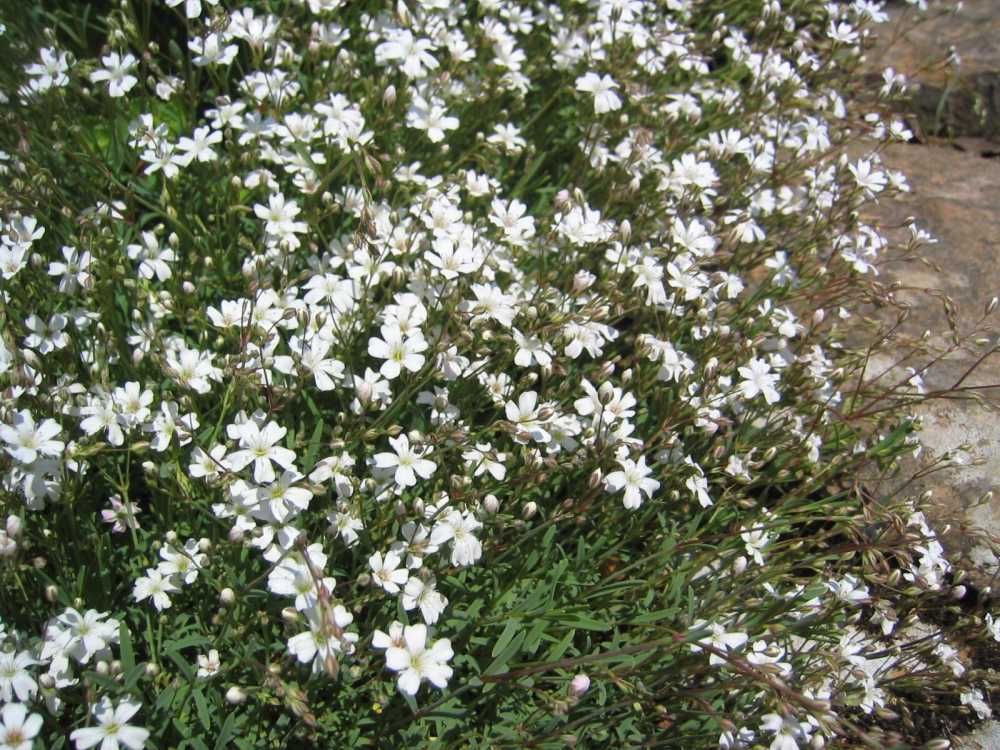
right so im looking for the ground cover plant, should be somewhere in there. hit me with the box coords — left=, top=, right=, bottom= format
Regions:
left=0, top=0, right=998, bottom=747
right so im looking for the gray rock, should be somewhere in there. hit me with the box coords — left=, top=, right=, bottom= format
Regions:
left=956, top=721, right=1000, bottom=749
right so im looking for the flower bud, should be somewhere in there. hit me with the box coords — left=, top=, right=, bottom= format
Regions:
left=589, top=468, right=603, bottom=488
left=483, top=494, right=500, bottom=514
left=573, top=270, right=595, bottom=292
left=219, top=588, right=236, bottom=606
left=226, top=686, right=247, bottom=705
left=569, top=674, right=590, bottom=697
left=6, top=516, right=22, bottom=538
left=45, top=585, right=59, bottom=603
left=522, top=501, right=537, bottom=520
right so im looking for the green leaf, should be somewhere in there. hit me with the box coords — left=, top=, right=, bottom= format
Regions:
left=193, top=688, right=212, bottom=731
left=118, top=622, right=135, bottom=672
left=302, top=418, right=324, bottom=473
left=215, top=713, right=238, bottom=750
left=485, top=630, right=525, bottom=675
left=523, top=618, right=549, bottom=655
left=165, top=649, right=195, bottom=681
left=122, top=663, right=146, bottom=692
left=491, top=619, right=520, bottom=658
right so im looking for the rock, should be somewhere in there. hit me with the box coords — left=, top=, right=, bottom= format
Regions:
left=859, top=139, right=1000, bottom=585
left=956, top=721, right=1000, bottom=749
left=867, top=2, right=1000, bottom=139
left=868, top=1, right=1000, bottom=84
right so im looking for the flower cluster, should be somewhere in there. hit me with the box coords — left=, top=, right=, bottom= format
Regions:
left=0, top=0, right=987, bottom=747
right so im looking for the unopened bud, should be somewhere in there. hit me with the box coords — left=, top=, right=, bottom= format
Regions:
left=573, top=270, right=596, bottom=292
left=522, top=501, right=537, bottom=520
left=589, top=468, right=603, bottom=488
left=5, top=516, right=22, bottom=538
left=569, top=674, right=590, bottom=697
left=45, top=584, right=59, bottom=603
left=483, top=494, right=500, bottom=514
left=219, top=587, right=236, bottom=606
left=226, top=686, right=247, bottom=705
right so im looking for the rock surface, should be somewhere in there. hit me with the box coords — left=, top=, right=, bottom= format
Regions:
left=867, top=4, right=1000, bottom=747
left=867, top=1, right=1000, bottom=139
left=958, top=722, right=1000, bottom=750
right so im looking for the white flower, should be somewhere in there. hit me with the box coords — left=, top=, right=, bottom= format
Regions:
left=133, top=568, right=180, bottom=611
left=505, top=391, right=550, bottom=444
left=382, top=623, right=453, bottom=696
left=512, top=329, right=554, bottom=368
left=575, top=72, right=622, bottom=114
left=70, top=697, right=149, bottom=750
left=430, top=509, right=482, bottom=567
left=287, top=605, right=358, bottom=672
left=127, top=231, right=176, bottom=281
left=376, top=30, right=438, bottom=79
left=406, top=95, right=458, bottom=143
left=23, top=313, right=69, bottom=353
left=196, top=649, right=221, bottom=679
left=987, top=613, right=1000, bottom=643
left=225, top=420, right=297, bottom=484
left=604, top=456, right=659, bottom=509
left=369, top=550, right=409, bottom=595
left=372, top=435, right=436, bottom=489
left=737, top=358, right=780, bottom=404
left=0, top=703, right=43, bottom=750
left=0, top=409, right=63, bottom=464
left=368, top=328, right=427, bottom=379
left=42, top=608, right=119, bottom=665
left=0, top=651, right=38, bottom=703
left=158, top=539, right=207, bottom=585
left=402, top=576, right=448, bottom=624
left=690, top=620, right=748, bottom=666
left=89, top=52, right=138, bottom=98
left=759, top=713, right=813, bottom=750
left=176, top=126, right=223, bottom=165
left=166, top=0, right=208, bottom=19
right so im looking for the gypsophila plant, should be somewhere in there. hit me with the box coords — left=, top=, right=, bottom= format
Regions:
left=0, top=0, right=995, bottom=748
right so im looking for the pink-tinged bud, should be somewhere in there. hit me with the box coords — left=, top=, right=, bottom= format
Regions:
left=6, top=515, right=22, bottom=538
left=570, top=674, right=590, bottom=697
left=573, top=270, right=596, bottom=292
left=483, top=494, right=500, bottom=514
